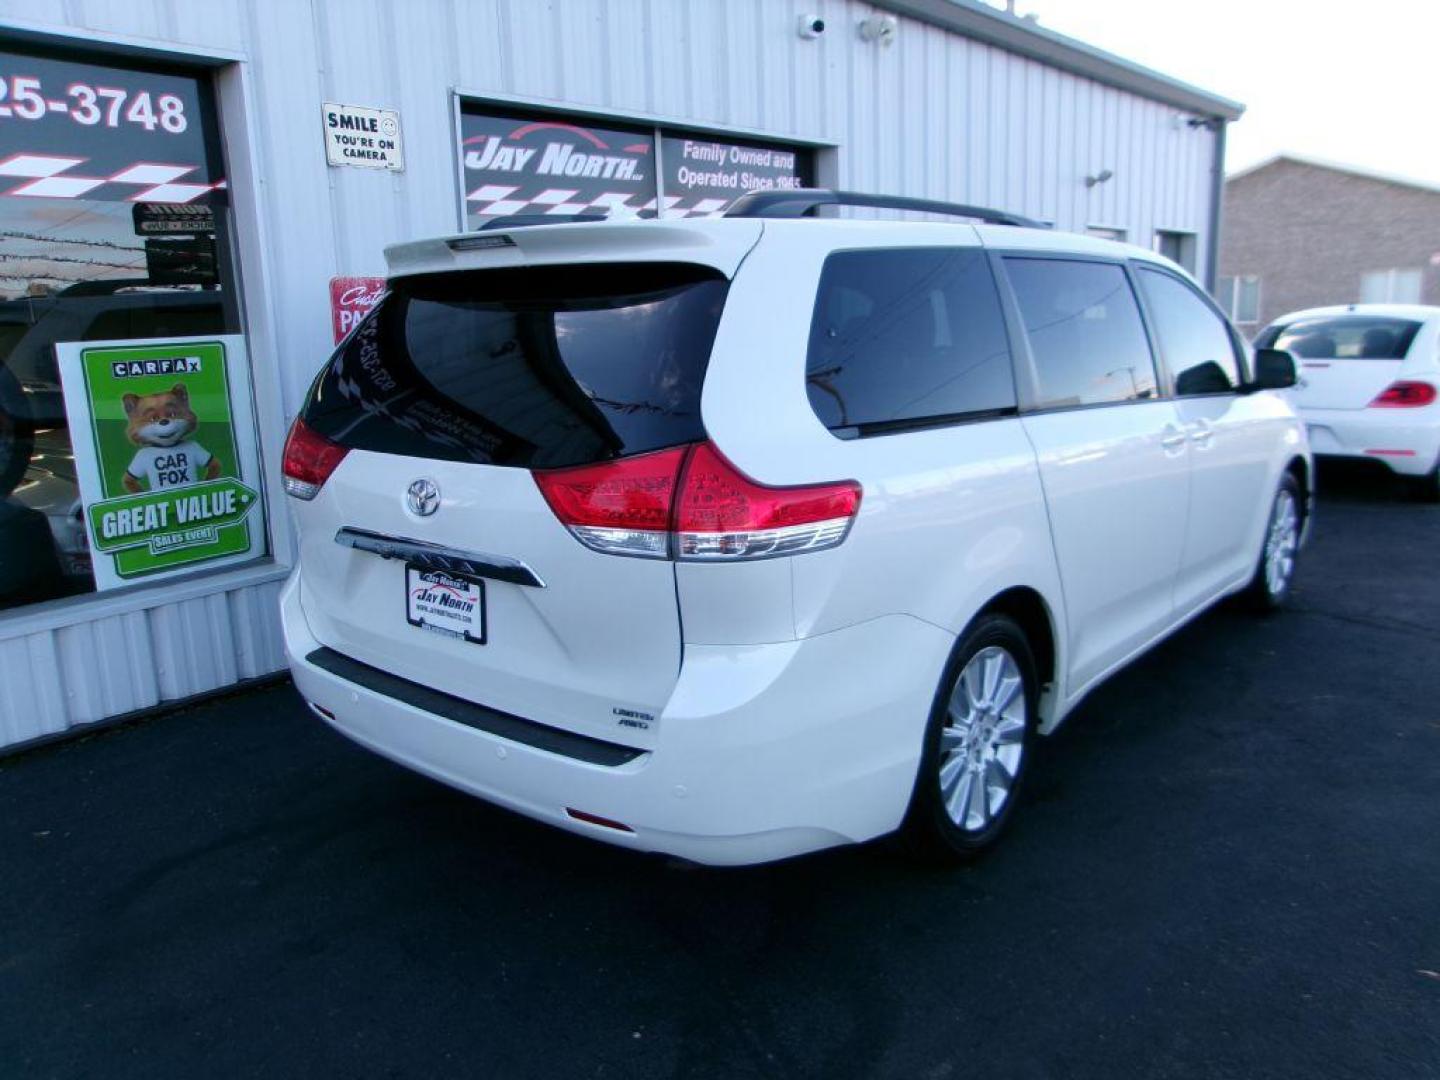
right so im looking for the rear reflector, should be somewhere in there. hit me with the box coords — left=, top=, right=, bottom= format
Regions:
left=566, top=808, right=635, bottom=833
left=1369, top=381, right=1437, bottom=408
left=533, top=441, right=861, bottom=561
left=282, top=417, right=350, bottom=500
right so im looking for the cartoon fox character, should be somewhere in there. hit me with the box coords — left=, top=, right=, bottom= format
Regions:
left=121, top=384, right=222, bottom=493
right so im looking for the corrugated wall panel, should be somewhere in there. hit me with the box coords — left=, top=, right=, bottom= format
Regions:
left=23, top=634, right=69, bottom=739
left=54, top=613, right=161, bottom=724
left=0, top=0, right=1224, bottom=280
left=0, top=636, right=66, bottom=745
left=230, top=578, right=287, bottom=678
left=239, top=0, right=339, bottom=414
left=600, top=0, right=651, bottom=114
left=0, top=579, right=286, bottom=750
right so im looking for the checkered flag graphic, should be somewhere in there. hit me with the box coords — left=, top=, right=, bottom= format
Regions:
left=466, top=185, right=733, bottom=220
left=0, top=153, right=224, bottom=202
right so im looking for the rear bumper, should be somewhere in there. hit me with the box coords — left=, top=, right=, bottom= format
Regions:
left=1301, top=407, right=1440, bottom=476
left=281, top=571, right=952, bottom=865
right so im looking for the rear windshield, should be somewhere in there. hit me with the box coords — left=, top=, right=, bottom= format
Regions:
left=301, top=262, right=728, bottom=469
left=1256, top=316, right=1422, bottom=360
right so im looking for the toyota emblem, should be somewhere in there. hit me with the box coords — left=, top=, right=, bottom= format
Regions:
left=406, top=478, right=440, bottom=517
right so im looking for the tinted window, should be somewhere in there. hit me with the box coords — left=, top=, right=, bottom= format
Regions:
left=805, top=248, right=1015, bottom=434
left=1136, top=267, right=1241, bottom=395
left=1005, top=258, right=1157, bottom=407
left=302, top=263, right=727, bottom=469
left=1256, top=315, right=1422, bottom=360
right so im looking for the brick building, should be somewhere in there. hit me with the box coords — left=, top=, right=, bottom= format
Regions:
left=1218, top=154, right=1440, bottom=333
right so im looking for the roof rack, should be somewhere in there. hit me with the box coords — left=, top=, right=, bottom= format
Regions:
left=724, top=188, right=1043, bottom=228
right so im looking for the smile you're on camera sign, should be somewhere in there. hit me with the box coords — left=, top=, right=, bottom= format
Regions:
left=322, top=102, right=404, bottom=171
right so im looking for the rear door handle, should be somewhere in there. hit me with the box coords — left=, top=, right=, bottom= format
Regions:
left=1189, top=421, right=1214, bottom=445
left=1160, top=425, right=1187, bottom=451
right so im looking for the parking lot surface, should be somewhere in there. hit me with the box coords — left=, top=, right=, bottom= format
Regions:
left=2, top=465, right=1438, bottom=1079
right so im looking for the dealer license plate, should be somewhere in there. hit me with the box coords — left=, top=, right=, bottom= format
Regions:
left=405, top=565, right=486, bottom=645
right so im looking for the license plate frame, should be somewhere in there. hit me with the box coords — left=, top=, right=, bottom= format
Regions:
left=404, top=564, right=487, bottom=645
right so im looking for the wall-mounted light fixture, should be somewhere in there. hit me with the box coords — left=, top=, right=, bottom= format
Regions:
left=858, top=15, right=898, bottom=45
left=1085, top=169, right=1114, bottom=188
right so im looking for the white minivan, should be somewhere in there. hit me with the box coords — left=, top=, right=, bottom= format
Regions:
left=280, top=190, right=1310, bottom=866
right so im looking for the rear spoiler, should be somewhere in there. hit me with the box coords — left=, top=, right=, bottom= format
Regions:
left=384, top=219, right=763, bottom=280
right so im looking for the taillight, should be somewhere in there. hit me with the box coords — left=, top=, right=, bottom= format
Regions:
left=674, top=441, right=861, bottom=560
left=533, top=441, right=861, bottom=561
left=282, top=417, right=350, bottom=500
left=1369, top=380, right=1437, bottom=408
left=532, top=445, right=687, bottom=558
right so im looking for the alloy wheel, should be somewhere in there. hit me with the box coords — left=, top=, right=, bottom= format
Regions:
left=1264, top=489, right=1299, bottom=597
left=938, top=646, right=1027, bottom=832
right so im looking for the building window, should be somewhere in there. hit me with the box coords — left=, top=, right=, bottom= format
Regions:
left=1217, top=275, right=1261, bottom=324
left=0, top=44, right=262, bottom=613
left=457, top=104, right=811, bottom=230
left=1359, top=268, right=1422, bottom=304
left=1086, top=226, right=1127, bottom=242
left=1154, top=230, right=1197, bottom=274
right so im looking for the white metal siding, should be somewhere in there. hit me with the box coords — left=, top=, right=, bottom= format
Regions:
left=0, top=0, right=1222, bottom=747
left=0, top=577, right=287, bottom=749
left=0, top=0, right=1222, bottom=414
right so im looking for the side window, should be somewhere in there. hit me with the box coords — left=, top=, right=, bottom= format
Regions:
left=1136, top=267, right=1243, bottom=395
left=805, top=248, right=1015, bottom=434
left=1004, top=258, right=1158, bottom=408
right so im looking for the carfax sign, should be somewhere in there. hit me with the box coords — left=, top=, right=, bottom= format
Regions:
left=55, top=335, right=265, bottom=590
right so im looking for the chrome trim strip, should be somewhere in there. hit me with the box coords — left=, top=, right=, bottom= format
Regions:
left=334, top=527, right=546, bottom=588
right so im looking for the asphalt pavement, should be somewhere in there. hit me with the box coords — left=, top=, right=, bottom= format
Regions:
left=2, top=462, right=1438, bottom=1079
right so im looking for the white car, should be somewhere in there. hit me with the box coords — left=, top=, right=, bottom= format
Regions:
left=1255, top=304, right=1440, bottom=500
left=279, top=190, right=1310, bottom=866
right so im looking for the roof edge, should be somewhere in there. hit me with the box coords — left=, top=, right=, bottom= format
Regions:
left=873, top=0, right=1244, bottom=121
left=1226, top=152, right=1440, bottom=195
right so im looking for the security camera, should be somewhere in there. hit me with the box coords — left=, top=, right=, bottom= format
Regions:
left=798, top=14, right=826, bottom=39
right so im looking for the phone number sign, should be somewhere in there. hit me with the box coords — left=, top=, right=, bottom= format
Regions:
left=0, top=50, right=219, bottom=202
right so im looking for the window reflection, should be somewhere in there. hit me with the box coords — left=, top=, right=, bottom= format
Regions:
left=0, top=195, right=235, bottom=609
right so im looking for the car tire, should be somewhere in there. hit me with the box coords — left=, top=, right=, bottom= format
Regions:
left=1242, top=473, right=1303, bottom=612
left=898, top=613, right=1039, bottom=862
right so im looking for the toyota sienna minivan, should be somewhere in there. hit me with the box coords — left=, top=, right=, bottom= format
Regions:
left=280, top=189, right=1310, bottom=865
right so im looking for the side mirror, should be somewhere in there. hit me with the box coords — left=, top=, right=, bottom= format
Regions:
left=1245, top=347, right=1298, bottom=392
left=1175, top=360, right=1233, bottom=396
